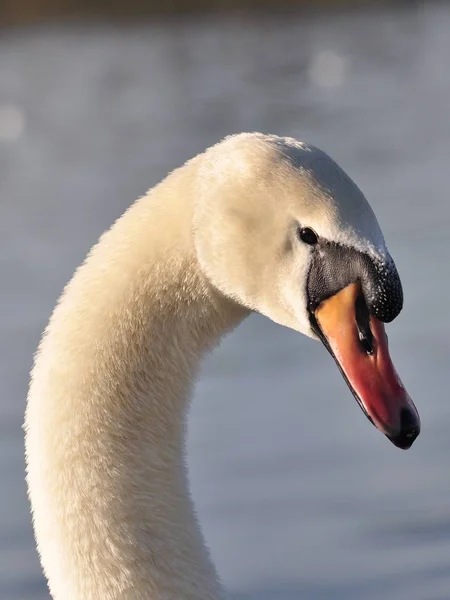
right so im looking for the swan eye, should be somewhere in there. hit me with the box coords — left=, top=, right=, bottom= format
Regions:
left=298, top=227, right=318, bottom=246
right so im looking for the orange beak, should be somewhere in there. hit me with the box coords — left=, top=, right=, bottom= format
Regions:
left=313, top=282, right=420, bottom=449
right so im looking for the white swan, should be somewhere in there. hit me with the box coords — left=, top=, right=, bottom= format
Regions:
left=25, top=133, right=420, bottom=600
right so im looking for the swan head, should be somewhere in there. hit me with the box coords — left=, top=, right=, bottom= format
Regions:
left=193, top=133, right=420, bottom=449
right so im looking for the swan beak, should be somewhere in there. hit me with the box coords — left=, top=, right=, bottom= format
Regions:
left=313, top=282, right=420, bottom=449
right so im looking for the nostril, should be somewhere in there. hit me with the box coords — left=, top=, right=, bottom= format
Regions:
left=355, top=294, right=374, bottom=355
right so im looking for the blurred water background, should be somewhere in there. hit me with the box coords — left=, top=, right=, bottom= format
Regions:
left=2, top=2, right=450, bottom=599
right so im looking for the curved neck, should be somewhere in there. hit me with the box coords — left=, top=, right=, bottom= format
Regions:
left=26, top=183, right=248, bottom=599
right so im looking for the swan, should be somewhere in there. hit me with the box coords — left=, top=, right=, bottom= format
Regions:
left=25, top=132, right=420, bottom=600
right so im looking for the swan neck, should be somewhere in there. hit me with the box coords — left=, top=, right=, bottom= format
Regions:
left=26, top=189, right=247, bottom=600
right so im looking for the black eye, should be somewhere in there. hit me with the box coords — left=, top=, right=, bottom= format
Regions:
left=298, top=227, right=318, bottom=246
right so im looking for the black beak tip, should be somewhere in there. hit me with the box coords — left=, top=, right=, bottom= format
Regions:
left=387, top=407, right=421, bottom=450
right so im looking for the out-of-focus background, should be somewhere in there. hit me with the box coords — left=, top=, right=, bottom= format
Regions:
left=2, top=1, right=450, bottom=599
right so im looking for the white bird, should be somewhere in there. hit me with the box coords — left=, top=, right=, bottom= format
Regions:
left=25, top=133, right=420, bottom=600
